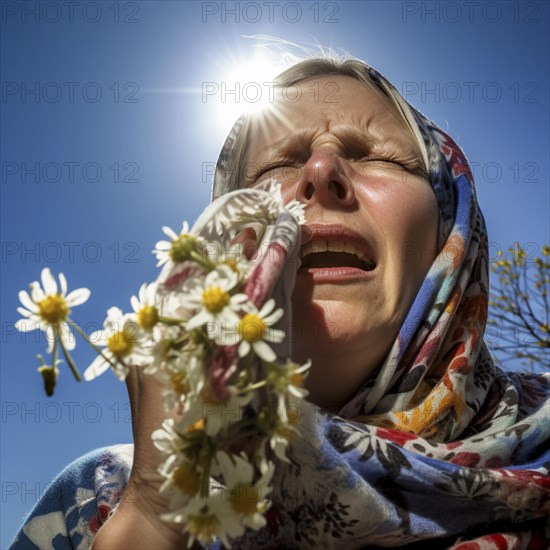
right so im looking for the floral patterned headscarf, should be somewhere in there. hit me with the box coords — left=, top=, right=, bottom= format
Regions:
left=211, top=60, right=550, bottom=549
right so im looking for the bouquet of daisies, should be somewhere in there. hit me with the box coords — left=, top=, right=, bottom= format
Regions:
left=15, top=185, right=310, bottom=548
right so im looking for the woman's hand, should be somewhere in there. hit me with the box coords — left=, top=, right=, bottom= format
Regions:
left=91, top=368, right=187, bottom=549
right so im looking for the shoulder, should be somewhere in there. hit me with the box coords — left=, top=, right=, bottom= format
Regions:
left=10, top=444, right=134, bottom=550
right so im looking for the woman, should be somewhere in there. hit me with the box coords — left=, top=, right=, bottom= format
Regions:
left=11, top=56, right=550, bottom=549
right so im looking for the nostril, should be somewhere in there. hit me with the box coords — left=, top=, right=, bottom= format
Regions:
left=328, top=181, right=346, bottom=199
left=305, top=182, right=315, bottom=199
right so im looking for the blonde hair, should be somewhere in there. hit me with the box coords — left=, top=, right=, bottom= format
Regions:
left=214, top=57, right=430, bottom=195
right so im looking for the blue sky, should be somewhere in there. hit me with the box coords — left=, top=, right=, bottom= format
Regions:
left=1, top=1, right=549, bottom=544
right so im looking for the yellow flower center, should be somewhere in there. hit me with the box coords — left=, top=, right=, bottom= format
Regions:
left=238, top=314, right=266, bottom=343
left=170, top=371, right=190, bottom=395
left=172, top=464, right=201, bottom=496
left=169, top=234, right=198, bottom=263
left=136, top=305, right=158, bottom=330
left=276, top=410, right=300, bottom=439
left=186, top=419, right=205, bottom=432
left=38, top=294, right=70, bottom=324
left=231, top=482, right=265, bottom=516
left=286, top=406, right=301, bottom=424
left=290, top=372, right=305, bottom=387
left=200, top=385, right=215, bottom=404
left=107, top=329, right=135, bottom=358
left=201, top=286, right=230, bottom=313
left=187, top=508, right=220, bottom=541
left=276, top=425, right=294, bottom=439
left=224, top=259, right=239, bottom=272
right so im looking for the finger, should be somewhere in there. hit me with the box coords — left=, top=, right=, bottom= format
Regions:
left=125, top=367, right=140, bottom=443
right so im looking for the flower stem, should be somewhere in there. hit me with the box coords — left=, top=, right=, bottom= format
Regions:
left=67, top=318, right=119, bottom=371
left=239, top=380, right=267, bottom=393
left=200, top=453, right=211, bottom=499
left=51, top=334, right=59, bottom=370
left=57, top=331, right=81, bottom=382
left=190, top=250, right=216, bottom=271
left=158, top=316, right=184, bottom=326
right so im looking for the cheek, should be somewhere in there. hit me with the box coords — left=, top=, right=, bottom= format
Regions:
left=358, top=178, right=439, bottom=323
left=365, top=178, right=439, bottom=266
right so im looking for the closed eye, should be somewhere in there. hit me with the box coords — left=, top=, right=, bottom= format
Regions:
left=354, top=155, right=428, bottom=178
left=252, top=160, right=304, bottom=182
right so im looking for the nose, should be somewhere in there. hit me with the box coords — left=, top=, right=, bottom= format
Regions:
left=296, top=149, right=356, bottom=207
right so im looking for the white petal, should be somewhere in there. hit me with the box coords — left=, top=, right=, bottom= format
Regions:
left=137, top=283, right=146, bottom=304
left=106, top=307, right=123, bottom=322
left=59, top=323, right=76, bottom=350
left=238, top=340, right=251, bottom=357
left=146, top=282, right=157, bottom=304
left=59, top=273, right=68, bottom=296
left=130, top=295, right=140, bottom=312
left=216, top=451, right=235, bottom=480
left=45, top=326, right=56, bottom=353
left=41, top=268, right=57, bottom=295
left=16, top=307, right=33, bottom=318
left=88, top=330, right=106, bottom=345
left=154, top=240, right=171, bottom=251
left=265, top=308, right=284, bottom=325
left=266, top=328, right=285, bottom=343
left=65, top=288, right=90, bottom=307
left=162, top=226, right=178, bottom=240
left=258, top=299, right=275, bottom=318
left=15, top=319, right=40, bottom=332
left=221, top=310, right=240, bottom=325
left=18, top=291, right=38, bottom=312
left=84, top=354, right=111, bottom=381
left=253, top=340, right=276, bottom=362
left=186, top=311, right=212, bottom=331
left=30, top=282, right=44, bottom=302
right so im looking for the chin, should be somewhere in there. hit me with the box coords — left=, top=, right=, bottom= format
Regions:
left=291, top=295, right=370, bottom=351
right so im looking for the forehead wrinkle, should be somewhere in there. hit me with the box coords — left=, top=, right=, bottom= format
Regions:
left=249, top=96, right=420, bottom=162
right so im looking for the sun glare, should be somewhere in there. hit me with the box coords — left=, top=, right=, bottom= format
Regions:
left=211, top=52, right=286, bottom=134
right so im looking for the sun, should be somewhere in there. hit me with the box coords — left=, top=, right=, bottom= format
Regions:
left=208, top=51, right=286, bottom=134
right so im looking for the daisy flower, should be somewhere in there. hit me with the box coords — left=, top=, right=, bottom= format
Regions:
left=162, top=493, right=243, bottom=549
left=266, top=360, right=311, bottom=403
left=216, top=451, right=275, bottom=530
left=199, top=385, right=254, bottom=437
left=267, top=399, right=303, bottom=462
left=153, top=221, right=205, bottom=268
left=242, top=181, right=306, bottom=225
left=221, top=299, right=285, bottom=362
left=285, top=199, right=306, bottom=225
left=205, top=242, right=250, bottom=280
left=184, top=266, right=248, bottom=334
left=83, top=307, right=145, bottom=381
left=130, top=282, right=159, bottom=331
left=154, top=421, right=210, bottom=513
left=15, top=267, right=90, bottom=353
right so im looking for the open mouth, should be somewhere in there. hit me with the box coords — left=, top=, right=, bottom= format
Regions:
left=300, top=241, right=376, bottom=272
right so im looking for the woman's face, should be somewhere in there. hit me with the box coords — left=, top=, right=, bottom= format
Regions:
left=244, top=75, right=439, bottom=410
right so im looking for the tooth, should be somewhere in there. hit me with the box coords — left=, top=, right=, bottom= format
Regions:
left=342, top=242, right=354, bottom=255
